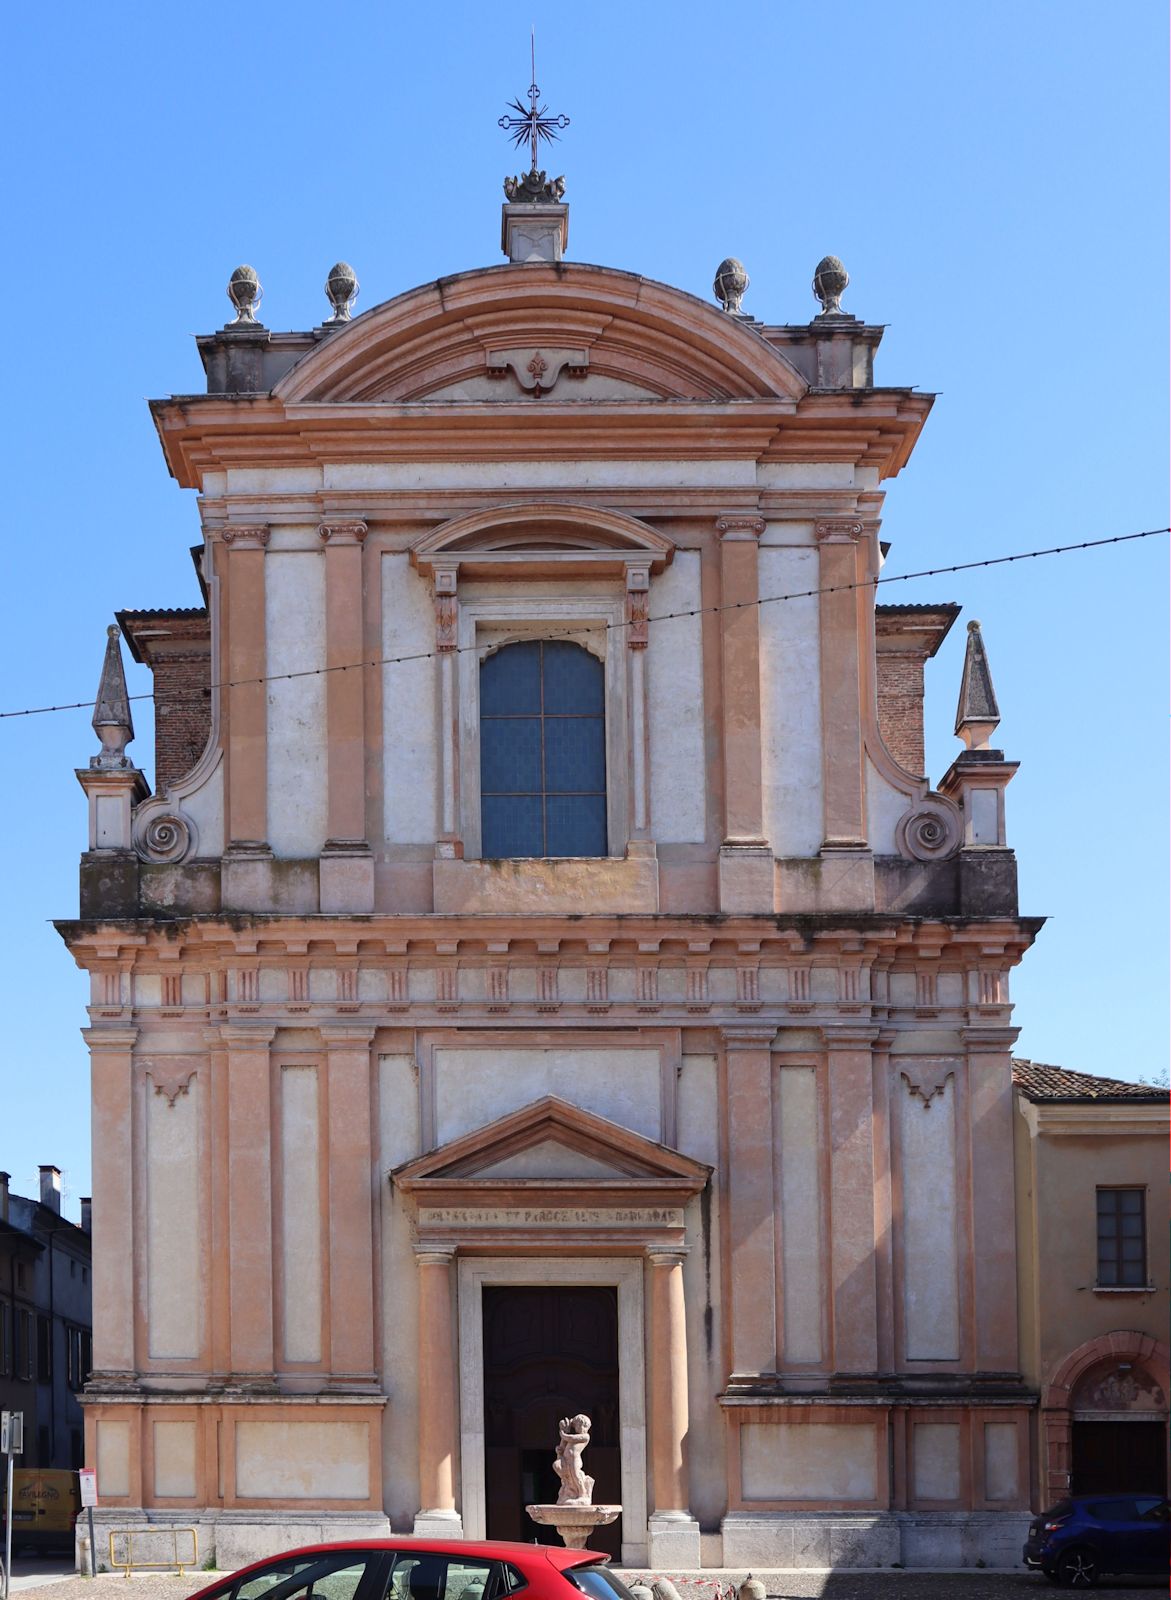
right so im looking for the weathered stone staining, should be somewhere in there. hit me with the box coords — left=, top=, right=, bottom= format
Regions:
left=62, top=183, right=1053, bottom=1573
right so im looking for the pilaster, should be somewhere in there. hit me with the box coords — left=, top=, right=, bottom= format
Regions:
left=220, top=525, right=272, bottom=909
left=814, top=519, right=868, bottom=853
left=823, top=1024, right=880, bottom=1378
left=962, top=1026, right=1022, bottom=1374
left=83, top=1026, right=139, bottom=1382
left=320, top=1023, right=377, bottom=1387
left=222, top=1022, right=277, bottom=1386
left=716, top=515, right=771, bottom=912
left=721, top=1025, right=777, bottom=1384
left=319, top=520, right=374, bottom=912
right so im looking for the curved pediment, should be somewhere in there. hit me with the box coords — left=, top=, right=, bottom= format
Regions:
left=274, top=263, right=807, bottom=405
left=411, top=502, right=676, bottom=579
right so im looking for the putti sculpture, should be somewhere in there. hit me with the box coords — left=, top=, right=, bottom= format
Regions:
left=526, top=1413, right=621, bottom=1549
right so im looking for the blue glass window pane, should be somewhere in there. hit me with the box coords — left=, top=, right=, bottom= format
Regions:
left=544, top=716, right=606, bottom=793
left=482, top=795, right=542, bottom=858
left=480, top=716, right=541, bottom=792
left=479, top=638, right=607, bottom=859
left=545, top=794, right=608, bottom=857
left=542, top=641, right=605, bottom=713
left=480, top=640, right=541, bottom=714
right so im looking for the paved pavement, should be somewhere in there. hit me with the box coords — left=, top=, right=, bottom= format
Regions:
left=6, top=1572, right=1167, bottom=1600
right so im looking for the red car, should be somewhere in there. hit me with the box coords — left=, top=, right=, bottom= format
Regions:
left=187, top=1539, right=635, bottom=1600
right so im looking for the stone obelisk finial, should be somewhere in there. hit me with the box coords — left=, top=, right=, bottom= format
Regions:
left=954, top=619, right=1001, bottom=751
left=91, top=624, right=135, bottom=770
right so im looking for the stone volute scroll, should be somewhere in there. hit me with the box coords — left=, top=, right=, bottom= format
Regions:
left=526, top=1413, right=621, bottom=1549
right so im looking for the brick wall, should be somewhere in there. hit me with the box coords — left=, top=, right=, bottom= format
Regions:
left=118, top=611, right=211, bottom=795
left=876, top=651, right=927, bottom=776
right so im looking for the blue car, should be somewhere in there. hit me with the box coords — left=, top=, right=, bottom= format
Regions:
left=1023, top=1493, right=1169, bottom=1585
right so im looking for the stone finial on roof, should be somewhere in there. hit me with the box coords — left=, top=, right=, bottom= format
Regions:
left=714, top=258, right=749, bottom=316
left=324, top=262, right=359, bottom=324
left=813, top=254, right=849, bottom=317
left=91, top=624, right=135, bottom=770
left=954, top=618, right=1001, bottom=750
left=226, top=264, right=263, bottom=327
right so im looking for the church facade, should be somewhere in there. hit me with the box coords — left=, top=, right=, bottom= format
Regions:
left=59, top=185, right=1041, bottom=1570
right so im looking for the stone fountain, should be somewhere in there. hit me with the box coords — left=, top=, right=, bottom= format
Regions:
left=526, top=1413, right=621, bottom=1550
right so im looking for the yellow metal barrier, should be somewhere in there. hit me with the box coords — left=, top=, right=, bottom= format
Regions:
left=107, top=1527, right=199, bottom=1577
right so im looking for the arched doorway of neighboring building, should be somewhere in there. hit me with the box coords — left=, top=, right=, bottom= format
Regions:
left=1043, top=1333, right=1170, bottom=1502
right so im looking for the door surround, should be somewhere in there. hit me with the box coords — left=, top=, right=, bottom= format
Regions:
left=457, top=1256, right=648, bottom=1564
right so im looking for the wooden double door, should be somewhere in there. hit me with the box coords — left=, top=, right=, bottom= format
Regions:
left=1072, top=1420, right=1168, bottom=1494
left=482, top=1285, right=622, bottom=1557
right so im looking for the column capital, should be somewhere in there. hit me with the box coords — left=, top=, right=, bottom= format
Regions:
left=720, top=1025, right=777, bottom=1051
left=647, top=1248, right=689, bottom=1269
left=81, top=1025, right=139, bottom=1051
left=318, top=520, right=369, bottom=545
left=960, top=1024, right=1021, bottom=1049
left=820, top=1023, right=881, bottom=1048
left=215, top=1022, right=278, bottom=1049
left=318, top=1022, right=378, bottom=1049
left=716, top=513, right=765, bottom=542
left=218, top=524, right=270, bottom=549
left=414, top=1247, right=456, bottom=1267
left=813, top=518, right=863, bottom=544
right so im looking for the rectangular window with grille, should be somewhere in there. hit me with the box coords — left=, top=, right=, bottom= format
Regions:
left=1096, top=1187, right=1147, bottom=1287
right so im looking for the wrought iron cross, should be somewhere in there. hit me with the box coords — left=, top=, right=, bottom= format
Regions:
left=498, top=30, right=569, bottom=172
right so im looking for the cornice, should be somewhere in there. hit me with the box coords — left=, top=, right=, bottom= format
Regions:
left=150, top=393, right=932, bottom=492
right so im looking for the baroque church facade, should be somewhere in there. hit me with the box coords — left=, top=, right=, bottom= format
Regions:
left=60, top=179, right=1042, bottom=1569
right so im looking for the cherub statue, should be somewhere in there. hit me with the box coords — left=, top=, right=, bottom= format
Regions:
left=553, top=1413, right=594, bottom=1506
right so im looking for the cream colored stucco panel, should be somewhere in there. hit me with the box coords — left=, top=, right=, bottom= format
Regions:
left=433, top=1047, right=662, bottom=1145
left=757, top=464, right=858, bottom=489
left=96, top=1420, right=131, bottom=1497
left=759, top=547, right=823, bottom=856
left=899, top=1074, right=961, bottom=1361
left=381, top=554, right=439, bottom=845
left=325, top=460, right=756, bottom=491
left=145, top=1074, right=201, bottom=1360
left=778, top=1066, right=823, bottom=1364
left=740, top=1423, right=877, bottom=1500
left=280, top=1066, right=322, bottom=1363
left=266, top=550, right=328, bottom=856
left=984, top=1421, right=1020, bottom=1501
left=647, top=553, right=706, bottom=843
left=177, top=760, right=224, bottom=856
left=380, top=1053, right=421, bottom=1528
left=234, top=1421, right=369, bottom=1498
left=224, top=467, right=324, bottom=495
left=153, top=1420, right=197, bottom=1498
left=912, top=1421, right=961, bottom=1500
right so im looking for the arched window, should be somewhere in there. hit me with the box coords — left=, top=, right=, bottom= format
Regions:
left=480, top=640, right=607, bottom=858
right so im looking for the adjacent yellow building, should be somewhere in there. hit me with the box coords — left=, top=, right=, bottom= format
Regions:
left=1014, top=1060, right=1169, bottom=1507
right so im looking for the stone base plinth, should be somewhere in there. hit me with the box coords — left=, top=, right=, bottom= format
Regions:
left=646, top=1512, right=702, bottom=1566
left=75, top=1509, right=393, bottom=1575
left=413, top=1509, right=465, bottom=1541
left=715, top=1509, right=1032, bottom=1572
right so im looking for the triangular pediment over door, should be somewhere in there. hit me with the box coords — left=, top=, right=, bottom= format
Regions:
left=392, top=1095, right=710, bottom=1251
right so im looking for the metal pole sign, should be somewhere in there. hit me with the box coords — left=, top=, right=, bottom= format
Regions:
left=78, top=1469, right=99, bottom=1576
left=1, top=1411, right=23, bottom=1600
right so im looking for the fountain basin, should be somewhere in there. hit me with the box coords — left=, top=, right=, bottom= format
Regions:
left=525, top=1503, right=621, bottom=1550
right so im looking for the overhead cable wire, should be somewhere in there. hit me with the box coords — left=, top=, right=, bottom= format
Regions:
left=1, top=523, right=1166, bottom=722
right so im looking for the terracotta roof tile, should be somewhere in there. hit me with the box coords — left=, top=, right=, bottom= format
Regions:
left=1012, top=1058, right=1169, bottom=1103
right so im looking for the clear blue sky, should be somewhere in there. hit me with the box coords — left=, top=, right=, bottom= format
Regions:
left=1, top=1, right=1166, bottom=1217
